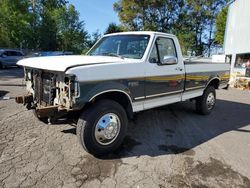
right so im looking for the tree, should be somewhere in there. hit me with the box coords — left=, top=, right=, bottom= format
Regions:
left=90, top=30, right=102, bottom=45
left=0, top=0, right=33, bottom=48
left=178, top=0, right=226, bottom=56
left=54, top=4, right=89, bottom=53
left=113, top=0, right=197, bottom=55
left=104, top=23, right=124, bottom=34
left=114, top=0, right=227, bottom=56
left=215, top=7, right=228, bottom=46
left=202, top=0, right=227, bottom=56
left=0, top=0, right=90, bottom=54
left=38, top=0, right=68, bottom=51
left=113, top=0, right=145, bottom=30
left=114, top=0, right=185, bottom=32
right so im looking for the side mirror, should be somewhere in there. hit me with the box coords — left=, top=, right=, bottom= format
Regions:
left=161, top=56, right=178, bottom=65
left=1, top=54, right=7, bottom=58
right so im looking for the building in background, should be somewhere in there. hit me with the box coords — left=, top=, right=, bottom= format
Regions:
left=224, top=0, right=250, bottom=80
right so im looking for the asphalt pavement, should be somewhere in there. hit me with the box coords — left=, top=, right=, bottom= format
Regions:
left=0, top=68, right=250, bottom=188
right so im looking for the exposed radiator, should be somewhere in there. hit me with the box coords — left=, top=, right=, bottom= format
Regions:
left=33, top=71, right=56, bottom=106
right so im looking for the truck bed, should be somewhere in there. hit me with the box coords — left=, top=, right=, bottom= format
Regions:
left=182, top=61, right=230, bottom=100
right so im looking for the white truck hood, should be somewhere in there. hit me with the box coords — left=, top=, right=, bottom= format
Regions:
left=17, top=55, right=127, bottom=72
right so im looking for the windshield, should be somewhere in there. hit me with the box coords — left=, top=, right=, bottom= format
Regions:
left=88, top=35, right=150, bottom=59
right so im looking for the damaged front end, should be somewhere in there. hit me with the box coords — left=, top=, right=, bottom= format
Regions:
left=16, top=68, right=80, bottom=119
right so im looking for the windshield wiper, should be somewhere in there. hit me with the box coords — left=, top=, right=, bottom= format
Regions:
left=100, top=52, right=124, bottom=59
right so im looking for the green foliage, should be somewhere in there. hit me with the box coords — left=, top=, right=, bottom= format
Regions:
left=215, top=7, right=228, bottom=45
left=0, top=0, right=229, bottom=56
left=114, top=0, right=228, bottom=56
left=0, top=0, right=90, bottom=53
left=82, top=30, right=102, bottom=54
left=0, top=0, right=32, bottom=48
left=53, top=4, right=89, bottom=53
left=114, top=0, right=184, bottom=32
left=104, top=23, right=124, bottom=34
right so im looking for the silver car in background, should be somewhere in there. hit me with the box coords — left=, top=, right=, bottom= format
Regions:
left=0, top=49, right=24, bottom=69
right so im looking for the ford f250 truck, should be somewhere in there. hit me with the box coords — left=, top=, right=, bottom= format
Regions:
left=16, top=31, right=230, bottom=156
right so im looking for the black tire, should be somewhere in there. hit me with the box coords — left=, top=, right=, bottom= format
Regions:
left=196, top=86, right=216, bottom=115
left=77, top=99, right=128, bottom=156
left=32, top=109, right=47, bottom=123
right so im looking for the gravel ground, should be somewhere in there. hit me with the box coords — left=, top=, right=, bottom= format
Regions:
left=0, top=68, right=250, bottom=188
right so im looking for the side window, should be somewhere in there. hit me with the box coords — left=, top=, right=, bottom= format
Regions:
left=7, top=51, right=17, bottom=56
left=6, top=51, right=12, bottom=56
left=157, top=38, right=177, bottom=63
left=149, top=37, right=177, bottom=64
left=149, top=44, right=159, bottom=63
left=11, top=51, right=17, bottom=56
left=2, top=52, right=8, bottom=56
left=15, top=52, right=23, bottom=56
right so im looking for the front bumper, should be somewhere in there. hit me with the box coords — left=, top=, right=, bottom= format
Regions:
left=15, top=94, right=33, bottom=104
left=15, top=94, right=67, bottom=118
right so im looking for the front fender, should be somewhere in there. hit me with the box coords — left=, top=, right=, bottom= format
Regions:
left=73, top=81, right=132, bottom=110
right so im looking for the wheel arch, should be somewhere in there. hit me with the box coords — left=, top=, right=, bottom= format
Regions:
left=206, top=77, right=220, bottom=89
left=88, top=90, right=134, bottom=119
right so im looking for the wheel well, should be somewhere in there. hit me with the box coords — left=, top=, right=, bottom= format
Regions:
left=207, top=78, right=220, bottom=89
left=89, top=91, right=133, bottom=119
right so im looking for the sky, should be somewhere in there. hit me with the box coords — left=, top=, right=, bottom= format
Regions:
left=68, top=0, right=120, bottom=34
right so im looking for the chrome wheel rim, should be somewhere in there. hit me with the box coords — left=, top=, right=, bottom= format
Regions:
left=94, top=113, right=121, bottom=146
left=207, top=92, right=215, bottom=110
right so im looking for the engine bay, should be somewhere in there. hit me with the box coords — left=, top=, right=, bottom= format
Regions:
left=24, top=68, right=79, bottom=110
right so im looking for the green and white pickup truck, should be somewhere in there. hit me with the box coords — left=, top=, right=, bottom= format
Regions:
left=16, top=31, right=230, bottom=156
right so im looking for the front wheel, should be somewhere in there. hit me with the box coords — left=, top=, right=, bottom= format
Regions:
left=196, top=86, right=216, bottom=115
left=32, top=109, right=47, bottom=122
left=77, top=99, right=128, bottom=156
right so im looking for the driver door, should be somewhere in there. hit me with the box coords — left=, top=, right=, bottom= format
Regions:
left=144, top=36, right=185, bottom=108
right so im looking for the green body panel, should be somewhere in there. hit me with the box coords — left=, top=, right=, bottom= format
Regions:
left=185, top=71, right=230, bottom=90
left=72, top=71, right=230, bottom=110
left=73, top=79, right=144, bottom=109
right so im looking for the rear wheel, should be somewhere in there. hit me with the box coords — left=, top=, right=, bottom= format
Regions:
left=196, top=86, right=216, bottom=115
left=77, top=99, right=128, bottom=156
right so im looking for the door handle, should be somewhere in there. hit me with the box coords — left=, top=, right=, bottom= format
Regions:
left=175, top=67, right=183, bottom=71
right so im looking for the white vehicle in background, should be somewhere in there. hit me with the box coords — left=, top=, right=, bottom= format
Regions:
left=212, top=55, right=226, bottom=63
left=0, top=49, right=24, bottom=69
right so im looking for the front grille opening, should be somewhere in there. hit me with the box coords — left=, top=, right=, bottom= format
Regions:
left=33, top=71, right=56, bottom=106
